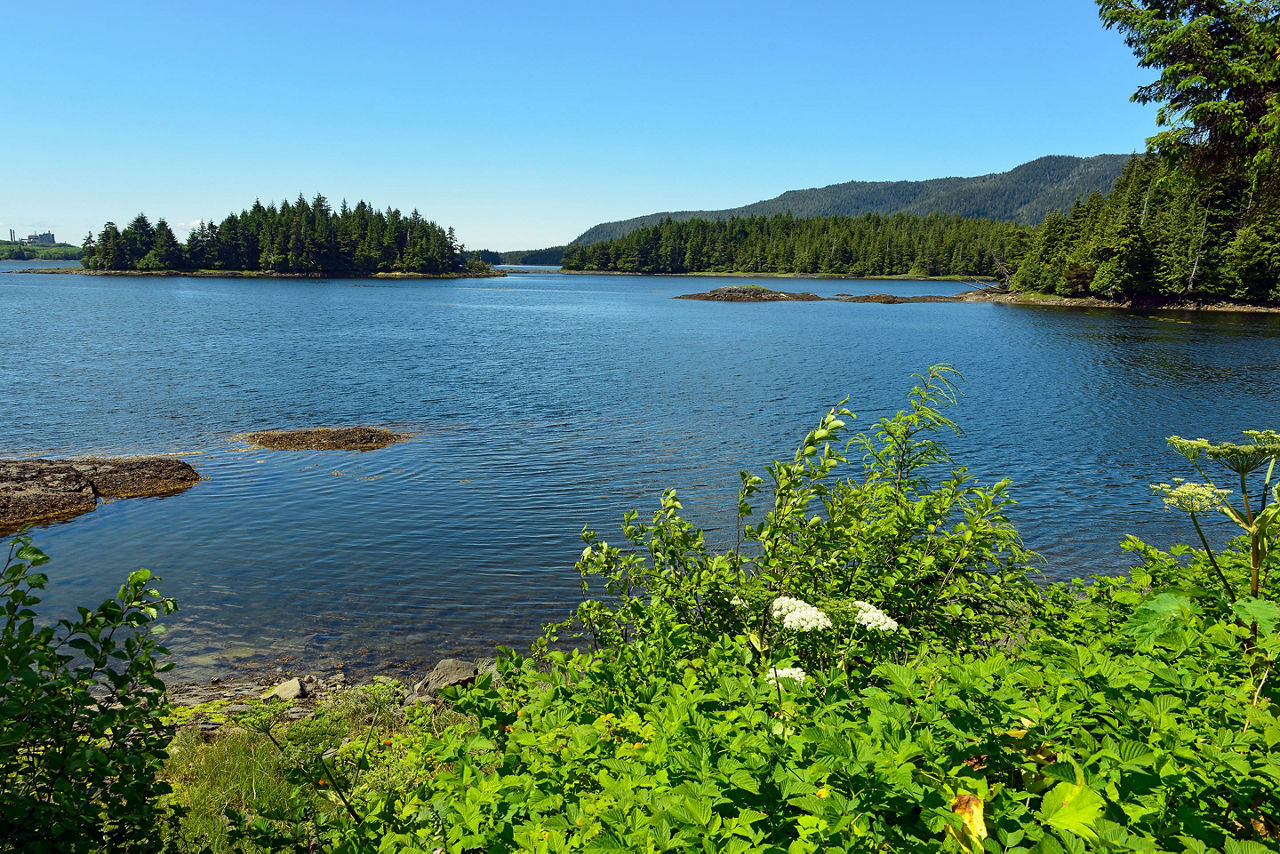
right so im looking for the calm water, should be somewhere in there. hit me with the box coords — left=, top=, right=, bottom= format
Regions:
left=4, top=262, right=1280, bottom=680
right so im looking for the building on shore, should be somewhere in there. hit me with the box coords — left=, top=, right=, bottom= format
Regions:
left=18, top=231, right=56, bottom=245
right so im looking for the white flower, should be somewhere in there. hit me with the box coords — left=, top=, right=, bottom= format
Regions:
left=770, top=596, right=832, bottom=632
left=852, top=600, right=899, bottom=633
left=1151, top=479, right=1231, bottom=514
left=767, top=666, right=806, bottom=685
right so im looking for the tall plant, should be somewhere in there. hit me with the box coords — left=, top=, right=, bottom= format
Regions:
left=0, top=533, right=179, bottom=852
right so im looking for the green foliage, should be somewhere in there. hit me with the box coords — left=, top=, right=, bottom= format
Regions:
left=0, top=241, right=82, bottom=261
left=0, top=532, right=179, bottom=852
left=545, top=365, right=1037, bottom=671
left=1097, top=0, right=1280, bottom=177
left=281, top=370, right=1274, bottom=852
left=563, top=210, right=1029, bottom=278
left=81, top=194, right=474, bottom=275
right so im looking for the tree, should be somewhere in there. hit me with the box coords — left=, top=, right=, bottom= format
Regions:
left=137, top=218, right=184, bottom=270
left=1097, top=0, right=1280, bottom=178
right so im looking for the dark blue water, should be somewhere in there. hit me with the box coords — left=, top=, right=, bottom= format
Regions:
left=4, top=263, right=1279, bottom=679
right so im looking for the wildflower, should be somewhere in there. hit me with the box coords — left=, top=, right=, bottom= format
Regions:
left=852, top=600, right=899, bottom=633
left=317, top=779, right=326, bottom=787
left=767, top=666, right=806, bottom=685
left=1151, top=479, right=1231, bottom=514
left=770, top=596, right=832, bottom=631
left=816, top=787, right=830, bottom=799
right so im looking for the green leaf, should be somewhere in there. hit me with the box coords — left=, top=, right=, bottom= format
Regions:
left=1038, top=782, right=1105, bottom=840
left=1233, top=596, right=1280, bottom=634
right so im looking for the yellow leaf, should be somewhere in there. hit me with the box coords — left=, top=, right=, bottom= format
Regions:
left=947, top=792, right=988, bottom=852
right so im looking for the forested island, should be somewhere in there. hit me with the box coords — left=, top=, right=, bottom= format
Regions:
left=79, top=195, right=488, bottom=276
left=562, top=211, right=1028, bottom=281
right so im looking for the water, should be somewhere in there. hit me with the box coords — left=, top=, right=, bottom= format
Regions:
left=4, top=262, right=1279, bottom=680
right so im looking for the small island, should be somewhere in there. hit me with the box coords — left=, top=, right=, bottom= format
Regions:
left=240, top=426, right=410, bottom=451
left=676, top=285, right=824, bottom=301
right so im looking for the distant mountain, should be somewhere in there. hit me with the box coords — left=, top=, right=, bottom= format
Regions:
left=570, top=154, right=1131, bottom=245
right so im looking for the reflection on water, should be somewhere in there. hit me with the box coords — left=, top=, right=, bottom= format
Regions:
left=3, top=265, right=1279, bottom=679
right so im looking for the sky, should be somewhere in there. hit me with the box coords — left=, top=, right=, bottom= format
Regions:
left=3, top=1, right=1160, bottom=252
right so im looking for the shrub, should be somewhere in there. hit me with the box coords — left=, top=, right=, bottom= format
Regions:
left=0, top=531, right=179, bottom=852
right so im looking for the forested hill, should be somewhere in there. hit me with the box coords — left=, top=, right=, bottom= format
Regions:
left=571, top=154, right=1130, bottom=244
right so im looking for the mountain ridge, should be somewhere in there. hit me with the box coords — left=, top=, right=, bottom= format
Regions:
left=570, top=154, right=1131, bottom=245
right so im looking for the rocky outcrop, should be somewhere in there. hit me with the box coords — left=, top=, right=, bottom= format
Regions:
left=241, top=427, right=410, bottom=451
left=0, top=461, right=97, bottom=529
left=405, top=658, right=482, bottom=705
left=676, top=285, right=824, bottom=302
left=839, top=293, right=964, bottom=304
left=0, top=457, right=199, bottom=533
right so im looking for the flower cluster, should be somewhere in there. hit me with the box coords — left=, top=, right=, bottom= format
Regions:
left=852, top=600, right=899, bottom=632
left=1151, top=479, right=1232, bottom=514
left=767, top=666, right=806, bottom=685
left=770, top=596, right=832, bottom=632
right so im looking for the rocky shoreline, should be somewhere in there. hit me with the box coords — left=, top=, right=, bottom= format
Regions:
left=0, top=457, right=200, bottom=533
left=8, top=267, right=506, bottom=279
left=166, top=655, right=498, bottom=734
left=674, top=283, right=1280, bottom=312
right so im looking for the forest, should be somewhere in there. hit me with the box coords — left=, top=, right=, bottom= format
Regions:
left=564, top=151, right=1280, bottom=304
left=79, top=195, right=483, bottom=275
left=562, top=211, right=1029, bottom=279
left=0, top=241, right=81, bottom=261
left=570, top=154, right=1130, bottom=245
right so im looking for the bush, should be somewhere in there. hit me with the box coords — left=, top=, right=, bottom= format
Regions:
left=0, top=532, right=178, bottom=852
left=324, top=367, right=1280, bottom=852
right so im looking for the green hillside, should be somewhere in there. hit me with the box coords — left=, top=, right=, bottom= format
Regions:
left=571, top=154, right=1130, bottom=245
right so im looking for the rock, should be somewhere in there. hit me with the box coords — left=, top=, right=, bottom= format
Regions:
left=407, top=658, right=479, bottom=704
left=264, top=677, right=308, bottom=701
left=68, top=457, right=200, bottom=499
left=241, top=427, right=409, bottom=451
left=0, top=456, right=200, bottom=534
left=0, top=460, right=97, bottom=530
left=675, top=285, right=824, bottom=302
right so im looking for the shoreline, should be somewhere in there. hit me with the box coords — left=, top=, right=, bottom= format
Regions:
left=7, top=267, right=507, bottom=279
left=564, top=269, right=1280, bottom=313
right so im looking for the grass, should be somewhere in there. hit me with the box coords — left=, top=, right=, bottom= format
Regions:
left=159, top=677, right=474, bottom=853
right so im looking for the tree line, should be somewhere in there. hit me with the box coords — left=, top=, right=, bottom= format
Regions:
left=561, top=152, right=1278, bottom=304
left=1012, top=156, right=1280, bottom=301
left=80, top=194, right=485, bottom=275
left=561, top=211, right=1030, bottom=279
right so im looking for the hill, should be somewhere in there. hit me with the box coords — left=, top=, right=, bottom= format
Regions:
left=570, top=154, right=1130, bottom=245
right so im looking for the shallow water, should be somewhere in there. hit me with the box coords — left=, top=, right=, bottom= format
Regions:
left=4, top=263, right=1279, bottom=679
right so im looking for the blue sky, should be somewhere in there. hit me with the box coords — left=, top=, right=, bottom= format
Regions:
left=4, top=1, right=1158, bottom=251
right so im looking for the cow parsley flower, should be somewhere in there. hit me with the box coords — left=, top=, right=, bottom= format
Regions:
left=852, top=600, right=899, bottom=633
left=770, top=596, right=832, bottom=631
left=1151, top=479, right=1231, bottom=514
left=767, top=666, right=806, bottom=685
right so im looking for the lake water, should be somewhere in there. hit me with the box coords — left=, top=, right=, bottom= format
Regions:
left=4, top=262, right=1280, bottom=681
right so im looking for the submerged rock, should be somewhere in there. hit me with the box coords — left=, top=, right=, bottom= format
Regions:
left=0, top=456, right=199, bottom=533
left=242, top=426, right=409, bottom=451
